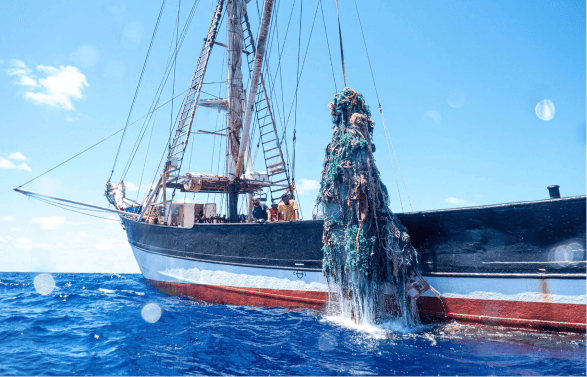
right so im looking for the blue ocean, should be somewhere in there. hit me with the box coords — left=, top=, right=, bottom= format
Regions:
left=0, top=273, right=584, bottom=376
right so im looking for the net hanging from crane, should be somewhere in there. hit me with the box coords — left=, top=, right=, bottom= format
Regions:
left=318, top=88, right=426, bottom=327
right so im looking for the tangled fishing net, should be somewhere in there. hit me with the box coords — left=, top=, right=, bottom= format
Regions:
left=318, top=88, right=426, bottom=327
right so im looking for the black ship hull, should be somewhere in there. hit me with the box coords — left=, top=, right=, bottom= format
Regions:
left=123, top=196, right=586, bottom=332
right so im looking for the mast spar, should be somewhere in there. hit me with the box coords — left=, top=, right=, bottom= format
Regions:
left=136, top=0, right=276, bottom=224
left=226, top=0, right=247, bottom=222
left=227, top=0, right=275, bottom=222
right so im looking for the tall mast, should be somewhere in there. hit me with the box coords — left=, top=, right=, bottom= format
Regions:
left=234, top=0, right=274, bottom=179
left=226, top=0, right=246, bottom=222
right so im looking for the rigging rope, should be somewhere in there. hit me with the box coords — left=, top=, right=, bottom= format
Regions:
left=15, top=87, right=191, bottom=190
left=120, top=0, right=203, bottom=184
left=171, top=0, right=181, bottom=135
left=109, top=0, right=167, bottom=181
left=353, top=0, right=413, bottom=212
left=293, top=0, right=303, bottom=190
left=29, top=196, right=123, bottom=222
left=136, top=109, right=158, bottom=202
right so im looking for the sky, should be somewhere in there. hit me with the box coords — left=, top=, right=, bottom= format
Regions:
left=0, top=0, right=584, bottom=273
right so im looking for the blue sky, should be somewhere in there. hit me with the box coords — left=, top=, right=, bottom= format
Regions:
left=0, top=0, right=584, bottom=273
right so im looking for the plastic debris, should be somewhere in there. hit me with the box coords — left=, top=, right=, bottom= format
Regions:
left=318, top=88, right=425, bottom=327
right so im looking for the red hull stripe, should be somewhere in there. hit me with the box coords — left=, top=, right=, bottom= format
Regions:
left=418, top=296, right=586, bottom=332
left=146, top=279, right=586, bottom=332
left=146, top=279, right=328, bottom=309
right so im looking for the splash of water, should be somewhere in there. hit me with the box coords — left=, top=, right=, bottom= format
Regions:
left=318, top=88, right=426, bottom=330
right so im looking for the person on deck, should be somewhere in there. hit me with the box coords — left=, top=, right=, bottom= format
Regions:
left=251, top=196, right=269, bottom=223
left=268, top=202, right=284, bottom=222
left=278, top=194, right=298, bottom=221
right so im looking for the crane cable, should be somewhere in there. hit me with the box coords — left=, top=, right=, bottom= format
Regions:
left=335, top=0, right=346, bottom=88
left=353, top=0, right=413, bottom=212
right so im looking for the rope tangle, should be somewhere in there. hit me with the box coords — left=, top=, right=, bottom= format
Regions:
left=318, top=88, right=423, bottom=325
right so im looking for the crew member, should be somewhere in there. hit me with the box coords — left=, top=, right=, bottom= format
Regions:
left=251, top=196, right=269, bottom=223
left=268, top=202, right=284, bottom=222
left=278, top=194, right=298, bottom=221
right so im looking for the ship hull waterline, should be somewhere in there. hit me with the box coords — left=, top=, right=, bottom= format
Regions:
left=131, top=244, right=585, bottom=332
left=123, top=196, right=586, bottom=333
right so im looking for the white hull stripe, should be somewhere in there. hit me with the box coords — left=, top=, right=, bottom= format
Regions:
left=132, top=245, right=328, bottom=292
left=132, top=245, right=586, bottom=305
left=422, top=276, right=586, bottom=304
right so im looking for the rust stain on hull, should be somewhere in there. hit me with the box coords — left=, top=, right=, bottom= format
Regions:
left=539, top=278, right=550, bottom=303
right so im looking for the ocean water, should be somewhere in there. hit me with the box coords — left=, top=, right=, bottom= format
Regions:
left=0, top=273, right=584, bottom=376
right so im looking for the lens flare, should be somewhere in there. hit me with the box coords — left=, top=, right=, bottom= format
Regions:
left=141, top=303, right=162, bottom=323
left=535, top=99, right=555, bottom=121
left=423, top=110, right=441, bottom=126
left=447, top=90, right=466, bottom=108
left=34, top=273, right=56, bottom=296
left=318, top=333, right=337, bottom=351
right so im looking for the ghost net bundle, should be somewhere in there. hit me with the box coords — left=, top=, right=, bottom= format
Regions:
left=318, top=88, right=426, bottom=327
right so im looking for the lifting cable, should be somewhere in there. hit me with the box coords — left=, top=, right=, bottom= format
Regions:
left=335, top=0, right=346, bottom=88
left=319, top=0, right=338, bottom=92
left=353, top=0, right=413, bottom=212
left=109, top=0, right=167, bottom=181
left=281, top=0, right=320, bottom=142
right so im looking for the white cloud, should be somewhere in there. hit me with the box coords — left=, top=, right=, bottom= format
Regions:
left=94, top=238, right=129, bottom=250
left=296, top=179, right=320, bottom=195
left=0, top=236, right=5, bottom=243
left=0, top=156, right=31, bottom=171
left=72, top=231, right=91, bottom=244
left=124, top=181, right=139, bottom=191
left=445, top=197, right=477, bottom=207
left=32, top=216, right=66, bottom=230
left=70, top=45, right=100, bottom=68
left=15, top=238, right=50, bottom=249
left=9, top=228, right=21, bottom=232
left=445, top=197, right=467, bottom=205
left=7, top=60, right=88, bottom=110
left=121, top=22, right=143, bottom=49
left=2, top=216, right=15, bottom=221
left=8, top=152, right=27, bottom=161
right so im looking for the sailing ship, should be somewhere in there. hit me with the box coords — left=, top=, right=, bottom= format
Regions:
left=15, top=0, right=585, bottom=332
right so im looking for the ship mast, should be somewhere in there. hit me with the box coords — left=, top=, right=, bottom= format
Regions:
left=227, top=0, right=274, bottom=222
left=226, top=0, right=247, bottom=222
left=139, top=0, right=275, bottom=224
